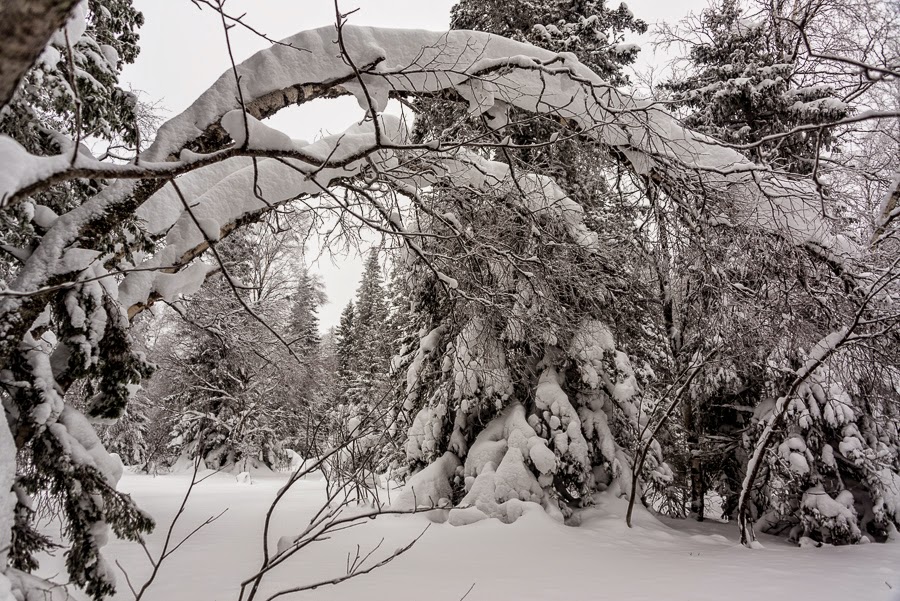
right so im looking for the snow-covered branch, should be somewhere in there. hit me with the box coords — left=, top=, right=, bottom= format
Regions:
left=736, top=251, right=900, bottom=547
left=2, top=24, right=852, bottom=347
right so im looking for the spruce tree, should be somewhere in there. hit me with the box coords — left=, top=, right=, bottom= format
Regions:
left=1, top=4, right=155, bottom=598
left=451, top=0, right=646, bottom=84
left=289, top=268, right=325, bottom=353
left=162, top=233, right=288, bottom=470
left=283, top=267, right=327, bottom=448
left=415, top=0, right=647, bottom=208
left=348, top=251, right=392, bottom=405
left=373, top=0, right=687, bottom=523
left=385, top=265, right=412, bottom=367
left=662, top=0, right=849, bottom=174
left=1, top=0, right=150, bottom=282
left=335, top=300, right=358, bottom=402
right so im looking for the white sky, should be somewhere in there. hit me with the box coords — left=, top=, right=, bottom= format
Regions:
left=122, top=0, right=705, bottom=331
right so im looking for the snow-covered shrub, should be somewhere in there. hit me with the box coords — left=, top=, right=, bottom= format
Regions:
left=96, top=393, right=154, bottom=467
left=799, top=486, right=861, bottom=545
left=167, top=402, right=285, bottom=472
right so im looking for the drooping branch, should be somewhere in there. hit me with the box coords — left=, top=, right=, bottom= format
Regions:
left=0, top=24, right=848, bottom=375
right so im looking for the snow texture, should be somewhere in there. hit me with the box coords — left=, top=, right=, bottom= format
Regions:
left=81, top=470, right=900, bottom=601
left=220, top=110, right=298, bottom=151
left=451, top=318, right=513, bottom=404
left=404, top=325, right=446, bottom=402
left=405, top=405, right=447, bottom=464
left=801, top=485, right=861, bottom=542
left=452, top=403, right=558, bottom=523
left=0, top=136, right=76, bottom=206
left=534, top=367, right=590, bottom=474
left=394, top=451, right=460, bottom=510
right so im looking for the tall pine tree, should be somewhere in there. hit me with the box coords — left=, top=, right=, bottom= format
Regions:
left=289, top=268, right=325, bottom=353
left=662, top=0, right=849, bottom=174
left=335, top=300, right=358, bottom=402
left=345, top=250, right=392, bottom=406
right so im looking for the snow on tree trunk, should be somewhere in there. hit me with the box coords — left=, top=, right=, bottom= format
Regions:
left=0, top=0, right=83, bottom=109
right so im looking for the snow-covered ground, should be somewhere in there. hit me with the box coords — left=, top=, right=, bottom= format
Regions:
left=41, top=469, right=900, bottom=600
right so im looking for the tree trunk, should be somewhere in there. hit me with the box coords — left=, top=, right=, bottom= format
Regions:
left=689, top=447, right=705, bottom=521
left=0, top=0, right=81, bottom=110
left=683, top=401, right=705, bottom=520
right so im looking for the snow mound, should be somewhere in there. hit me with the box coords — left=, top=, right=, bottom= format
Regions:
left=393, top=451, right=460, bottom=511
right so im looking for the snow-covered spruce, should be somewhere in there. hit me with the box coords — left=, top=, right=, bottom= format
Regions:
left=662, top=0, right=850, bottom=175
left=748, top=346, right=900, bottom=544
left=655, top=0, right=899, bottom=544
left=385, top=160, right=673, bottom=521
left=394, top=315, right=672, bottom=522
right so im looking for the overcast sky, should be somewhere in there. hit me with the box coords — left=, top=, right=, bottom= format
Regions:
left=122, top=0, right=705, bottom=331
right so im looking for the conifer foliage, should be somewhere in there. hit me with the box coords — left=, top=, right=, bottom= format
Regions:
left=661, top=0, right=850, bottom=173
left=101, top=225, right=330, bottom=470
left=0, top=3, right=153, bottom=598
left=335, top=251, right=393, bottom=407
left=655, top=0, right=900, bottom=543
